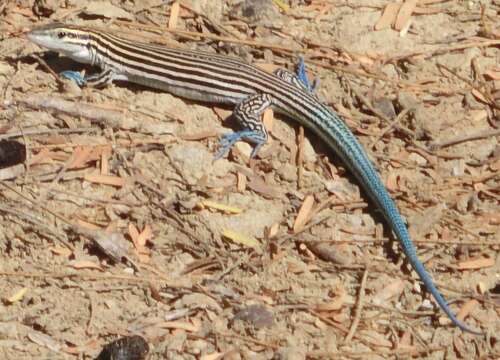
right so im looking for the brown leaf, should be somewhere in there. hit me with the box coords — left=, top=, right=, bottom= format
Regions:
left=84, top=173, right=126, bottom=187
left=395, top=0, right=417, bottom=31
left=457, top=299, right=479, bottom=322
left=168, top=1, right=180, bottom=29
left=68, top=260, right=103, bottom=271
left=457, top=257, right=495, bottom=270
left=374, top=3, right=400, bottom=30
left=293, top=194, right=314, bottom=233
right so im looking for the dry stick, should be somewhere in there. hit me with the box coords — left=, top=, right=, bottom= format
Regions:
left=0, top=202, right=69, bottom=245
left=370, top=108, right=413, bottom=148
left=0, top=181, right=75, bottom=249
left=307, top=346, right=448, bottom=359
left=30, top=54, right=66, bottom=86
left=384, top=39, right=500, bottom=63
left=113, top=20, right=298, bottom=53
left=344, top=268, right=368, bottom=343
left=437, top=62, right=499, bottom=111
left=297, top=126, right=305, bottom=189
left=428, top=128, right=500, bottom=150
left=0, top=270, right=169, bottom=283
left=16, top=94, right=125, bottom=128
left=1, top=181, right=140, bottom=267
left=0, top=127, right=96, bottom=140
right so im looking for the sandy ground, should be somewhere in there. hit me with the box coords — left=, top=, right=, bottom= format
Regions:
left=0, top=0, right=499, bottom=359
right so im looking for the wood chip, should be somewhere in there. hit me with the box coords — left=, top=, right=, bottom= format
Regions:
left=222, top=229, right=260, bottom=248
left=262, top=108, right=274, bottom=135
left=198, top=200, right=243, bottom=214
left=236, top=171, right=246, bottom=192
left=293, top=194, right=314, bottom=233
left=394, top=0, right=417, bottom=31
left=68, top=260, right=103, bottom=271
left=168, top=1, right=180, bottom=29
left=457, top=257, right=495, bottom=270
left=375, top=3, right=401, bottom=30
left=84, top=173, right=126, bottom=187
left=6, top=287, right=28, bottom=303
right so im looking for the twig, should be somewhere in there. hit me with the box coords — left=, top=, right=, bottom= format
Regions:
left=0, top=127, right=96, bottom=140
left=344, top=268, right=368, bottom=343
left=114, top=20, right=299, bottom=53
left=15, top=94, right=125, bottom=128
left=428, top=128, right=500, bottom=150
left=384, top=39, right=500, bottom=63
left=370, top=108, right=413, bottom=148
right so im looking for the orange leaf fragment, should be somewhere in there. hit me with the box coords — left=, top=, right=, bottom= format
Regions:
left=49, top=246, right=72, bottom=257
left=200, top=352, right=226, bottom=360
left=68, top=146, right=94, bottom=169
left=29, top=148, right=52, bottom=165
left=75, top=218, right=101, bottom=231
left=385, top=172, right=400, bottom=192
left=168, top=1, right=180, bottom=29
left=375, top=3, right=400, bottom=30
left=456, top=299, right=479, bottom=321
left=6, top=287, right=28, bottom=303
left=236, top=172, right=246, bottom=192
left=128, top=223, right=140, bottom=244
left=68, top=260, right=103, bottom=271
left=457, top=257, right=495, bottom=270
left=159, top=320, right=200, bottom=332
left=262, top=108, right=274, bottom=135
left=255, top=63, right=281, bottom=74
left=84, top=173, right=126, bottom=187
left=471, top=88, right=489, bottom=104
left=137, top=224, right=153, bottom=247
left=483, top=69, right=500, bottom=80
left=129, top=224, right=152, bottom=263
left=394, top=0, right=417, bottom=31
left=293, top=194, right=314, bottom=233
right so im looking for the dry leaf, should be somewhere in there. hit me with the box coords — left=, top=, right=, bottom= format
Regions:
left=395, top=0, right=417, bottom=31
left=49, top=246, right=72, bottom=257
left=293, top=195, right=314, bottom=233
left=255, top=63, right=281, bottom=73
left=222, top=229, right=260, bottom=248
left=168, top=1, right=180, bottom=29
left=84, top=173, right=126, bottom=187
left=483, top=69, right=500, bottom=80
left=262, top=108, right=274, bottom=135
left=6, top=287, right=28, bottom=303
left=471, top=88, right=489, bottom=104
left=375, top=3, right=400, bottom=30
left=128, top=223, right=140, bottom=244
left=456, top=299, right=479, bottom=321
left=237, top=172, right=246, bottom=192
left=137, top=224, right=153, bottom=247
left=198, top=200, right=243, bottom=214
left=457, top=257, right=495, bottom=270
left=200, top=352, right=226, bottom=360
left=158, top=321, right=200, bottom=332
left=27, top=331, right=62, bottom=352
left=68, top=146, right=93, bottom=169
left=68, top=260, right=103, bottom=271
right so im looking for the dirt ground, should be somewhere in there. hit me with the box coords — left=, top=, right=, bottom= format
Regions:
left=0, top=0, right=499, bottom=359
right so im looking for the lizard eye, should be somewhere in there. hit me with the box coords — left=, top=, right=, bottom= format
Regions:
left=57, top=31, right=66, bottom=39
